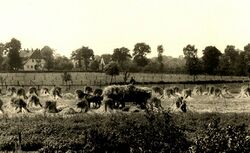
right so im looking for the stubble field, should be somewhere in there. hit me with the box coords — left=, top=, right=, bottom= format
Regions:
left=1, top=73, right=250, bottom=152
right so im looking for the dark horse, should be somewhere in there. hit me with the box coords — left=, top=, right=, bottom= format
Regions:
left=62, top=72, right=73, bottom=90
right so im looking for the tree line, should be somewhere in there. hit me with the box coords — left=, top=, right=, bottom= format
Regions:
left=1, top=38, right=250, bottom=76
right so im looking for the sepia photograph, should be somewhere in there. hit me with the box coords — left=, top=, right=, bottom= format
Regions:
left=1, top=0, right=250, bottom=152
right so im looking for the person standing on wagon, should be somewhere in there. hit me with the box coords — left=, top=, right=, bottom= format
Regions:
left=129, top=77, right=136, bottom=85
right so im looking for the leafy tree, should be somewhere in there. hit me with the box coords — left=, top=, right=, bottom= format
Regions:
left=183, top=45, right=201, bottom=80
left=89, top=60, right=100, bottom=71
left=101, top=54, right=112, bottom=64
left=71, top=46, right=94, bottom=71
left=81, top=46, right=94, bottom=71
left=202, top=46, right=222, bottom=75
left=104, top=61, right=120, bottom=84
left=4, top=38, right=22, bottom=71
left=239, top=43, right=250, bottom=76
left=41, top=46, right=55, bottom=71
left=71, top=49, right=82, bottom=69
left=244, top=43, right=250, bottom=53
left=0, top=43, right=4, bottom=69
left=232, top=44, right=250, bottom=76
left=125, top=60, right=140, bottom=72
left=112, top=47, right=131, bottom=70
left=244, top=43, right=250, bottom=65
left=133, top=43, right=151, bottom=67
left=54, top=56, right=74, bottom=70
left=223, top=45, right=239, bottom=75
left=218, top=55, right=230, bottom=75
left=133, top=56, right=149, bottom=68
left=143, top=60, right=161, bottom=73
left=157, top=45, right=164, bottom=72
left=235, top=51, right=248, bottom=76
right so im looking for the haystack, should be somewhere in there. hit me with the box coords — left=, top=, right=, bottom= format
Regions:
left=0, top=99, right=3, bottom=113
left=44, top=100, right=58, bottom=113
left=76, top=98, right=89, bottom=113
left=28, top=95, right=42, bottom=107
left=192, top=85, right=203, bottom=95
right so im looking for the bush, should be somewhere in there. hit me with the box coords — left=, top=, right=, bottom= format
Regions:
left=193, top=117, right=250, bottom=153
left=0, top=112, right=189, bottom=152
left=2, top=112, right=250, bottom=152
left=83, top=112, right=189, bottom=153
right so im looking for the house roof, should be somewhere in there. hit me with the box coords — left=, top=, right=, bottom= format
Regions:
left=100, top=57, right=105, bottom=65
left=20, top=50, right=33, bottom=58
left=29, top=50, right=43, bottom=59
left=23, top=50, right=44, bottom=65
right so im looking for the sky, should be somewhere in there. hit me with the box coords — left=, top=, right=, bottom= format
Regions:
left=0, top=0, right=250, bottom=58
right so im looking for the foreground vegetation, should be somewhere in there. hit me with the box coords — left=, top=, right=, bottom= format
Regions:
left=0, top=112, right=250, bottom=152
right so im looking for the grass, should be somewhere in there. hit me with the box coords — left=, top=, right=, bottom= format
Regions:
left=1, top=112, right=250, bottom=152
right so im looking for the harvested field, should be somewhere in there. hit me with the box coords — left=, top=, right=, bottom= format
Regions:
left=1, top=84, right=250, bottom=152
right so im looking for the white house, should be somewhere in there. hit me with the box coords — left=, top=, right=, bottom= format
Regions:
left=23, top=50, right=46, bottom=71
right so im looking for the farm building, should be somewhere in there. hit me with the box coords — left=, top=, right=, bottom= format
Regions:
left=21, top=49, right=46, bottom=71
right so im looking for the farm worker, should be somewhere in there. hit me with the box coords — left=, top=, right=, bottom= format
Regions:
left=129, top=77, right=136, bottom=85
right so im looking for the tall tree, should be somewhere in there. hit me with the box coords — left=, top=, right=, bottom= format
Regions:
left=223, top=45, right=239, bottom=75
left=41, top=46, right=55, bottom=71
left=244, top=43, right=250, bottom=53
left=243, top=44, right=250, bottom=64
left=133, top=42, right=151, bottom=67
left=101, top=54, right=112, bottom=65
left=54, top=56, right=74, bottom=70
left=104, top=61, right=120, bottom=84
left=4, top=38, right=22, bottom=71
left=183, top=44, right=201, bottom=80
left=243, top=44, right=250, bottom=76
left=202, top=46, right=222, bottom=75
left=89, top=59, right=100, bottom=71
left=112, top=47, right=131, bottom=70
left=157, top=45, right=164, bottom=72
left=82, top=46, right=94, bottom=71
left=143, top=60, right=161, bottom=73
left=218, top=54, right=231, bottom=75
left=0, top=43, right=4, bottom=69
left=71, top=48, right=83, bottom=69
left=71, top=46, right=94, bottom=71
left=236, top=50, right=248, bottom=76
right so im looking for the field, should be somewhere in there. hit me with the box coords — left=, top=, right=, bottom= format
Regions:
left=0, top=72, right=248, bottom=87
left=1, top=73, right=250, bottom=152
left=1, top=82, right=250, bottom=116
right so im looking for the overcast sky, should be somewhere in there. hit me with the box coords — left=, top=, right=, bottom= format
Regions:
left=0, top=0, right=250, bottom=58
